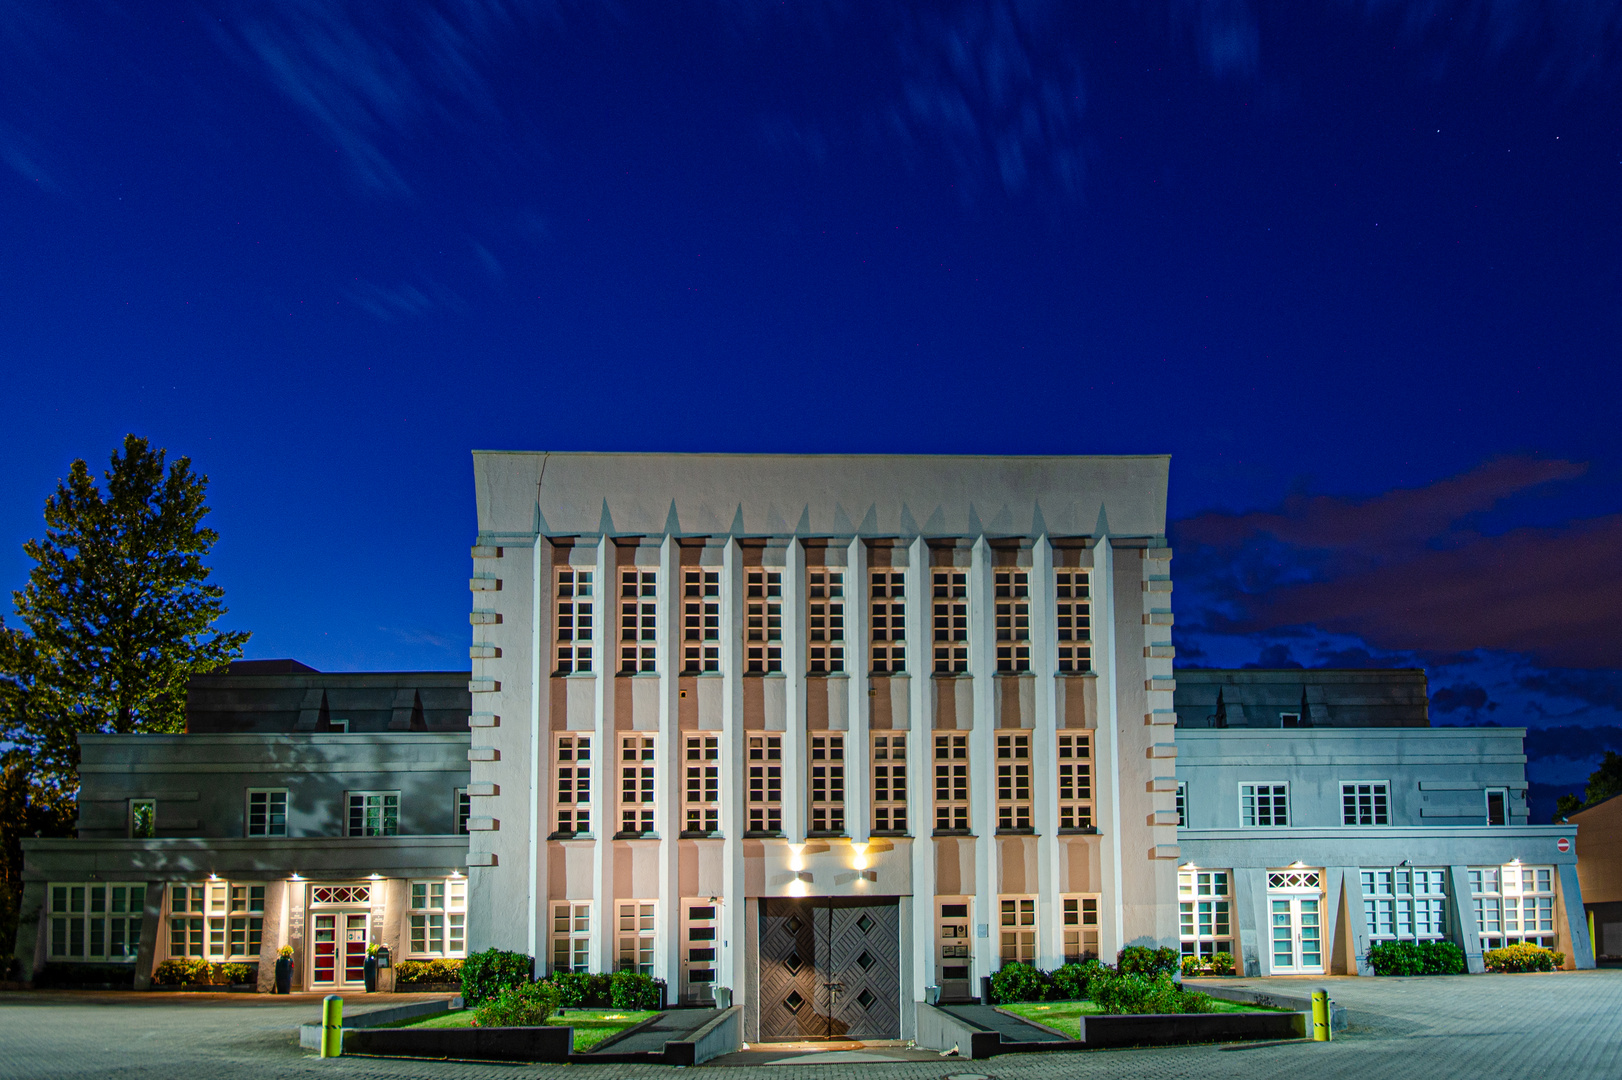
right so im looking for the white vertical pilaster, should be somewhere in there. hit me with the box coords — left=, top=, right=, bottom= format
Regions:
left=1031, top=536, right=1062, bottom=968
left=721, top=538, right=746, bottom=994
left=848, top=536, right=870, bottom=842
left=784, top=539, right=807, bottom=842
left=657, top=535, right=680, bottom=982
left=526, top=537, right=545, bottom=962
left=591, top=535, right=611, bottom=973
left=907, top=536, right=933, bottom=1001
left=1093, top=537, right=1124, bottom=959
left=970, top=536, right=996, bottom=983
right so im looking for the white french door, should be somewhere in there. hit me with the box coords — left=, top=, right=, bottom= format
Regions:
left=311, top=911, right=370, bottom=988
left=1269, top=897, right=1324, bottom=974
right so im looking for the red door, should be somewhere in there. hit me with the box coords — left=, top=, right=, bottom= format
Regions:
left=344, top=914, right=369, bottom=984
left=312, top=915, right=337, bottom=985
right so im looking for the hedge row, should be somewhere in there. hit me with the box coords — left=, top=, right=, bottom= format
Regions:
left=1368, top=940, right=1466, bottom=976
left=459, top=949, right=664, bottom=1011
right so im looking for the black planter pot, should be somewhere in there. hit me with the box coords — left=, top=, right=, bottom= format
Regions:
left=274, top=956, right=293, bottom=995
left=364, top=956, right=378, bottom=992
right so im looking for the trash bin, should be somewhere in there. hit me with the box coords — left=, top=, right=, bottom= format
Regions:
left=924, top=985, right=942, bottom=1005
left=713, top=986, right=733, bottom=1009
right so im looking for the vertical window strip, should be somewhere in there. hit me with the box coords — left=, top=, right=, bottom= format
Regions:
left=871, top=734, right=908, bottom=834
left=934, top=734, right=970, bottom=832
left=999, top=897, right=1037, bottom=965
left=620, top=736, right=656, bottom=836
left=556, top=736, right=592, bottom=836
left=684, top=736, right=721, bottom=835
left=1057, top=733, right=1094, bottom=830
left=808, top=734, right=846, bottom=834
left=931, top=570, right=968, bottom=673
left=616, top=901, right=656, bottom=974
left=682, top=569, right=721, bottom=673
left=993, top=570, right=1030, bottom=672
left=1061, top=895, right=1101, bottom=962
left=555, top=567, right=595, bottom=674
left=552, top=902, right=591, bottom=974
left=744, top=570, right=783, bottom=673
left=1055, top=569, right=1091, bottom=672
left=746, top=735, right=783, bottom=834
left=620, top=569, right=658, bottom=673
left=995, top=733, right=1032, bottom=830
left=807, top=571, right=845, bottom=674
left=1178, top=870, right=1233, bottom=958
left=870, top=570, right=907, bottom=673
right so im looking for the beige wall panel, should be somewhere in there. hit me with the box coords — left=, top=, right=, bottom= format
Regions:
left=764, top=676, right=787, bottom=731
left=678, top=677, right=699, bottom=730
left=807, top=679, right=830, bottom=729
left=743, top=840, right=767, bottom=896
left=697, top=677, right=723, bottom=730
left=678, top=840, right=728, bottom=897
left=996, top=677, right=1034, bottom=729
left=827, top=680, right=848, bottom=731
left=1059, top=676, right=1096, bottom=729
left=933, top=680, right=974, bottom=730
left=615, top=676, right=635, bottom=730
left=890, top=676, right=910, bottom=730
left=936, top=837, right=974, bottom=896
left=632, top=677, right=659, bottom=731
left=1062, top=836, right=1102, bottom=893
left=743, top=677, right=764, bottom=728
left=566, top=677, right=595, bottom=731
left=870, top=676, right=894, bottom=729
left=998, top=836, right=1037, bottom=894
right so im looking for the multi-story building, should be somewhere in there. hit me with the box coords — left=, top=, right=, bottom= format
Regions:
left=15, top=663, right=472, bottom=992
left=466, top=452, right=1179, bottom=1041
left=1172, top=669, right=1593, bottom=975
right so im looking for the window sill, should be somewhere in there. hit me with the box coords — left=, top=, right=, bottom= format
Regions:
left=616, top=671, right=662, bottom=678
left=552, top=672, right=597, bottom=679
left=612, top=831, right=660, bottom=840
left=995, top=827, right=1037, bottom=836
left=805, top=673, right=850, bottom=680
left=992, top=672, right=1036, bottom=679
left=930, top=672, right=973, bottom=679
left=742, top=672, right=787, bottom=678
left=547, top=831, right=595, bottom=841
left=1056, top=826, right=1099, bottom=836
left=743, top=830, right=785, bottom=838
left=805, top=830, right=847, bottom=838
left=1056, top=671, right=1097, bottom=678
left=679, top=830, right=724, bottom=839
left=869, top=829, right=910, bottom=838
left=677, top=672, right=726, bottom=678
left=932, top=829, right=975, bottom=837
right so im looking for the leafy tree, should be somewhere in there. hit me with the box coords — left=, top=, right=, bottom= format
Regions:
left=1554, top=750, right=1622, bottom=821
left=0, top=434, right=248, bottom=787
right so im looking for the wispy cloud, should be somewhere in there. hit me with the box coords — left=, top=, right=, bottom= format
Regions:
left=347, top=278, right=464, bottom=321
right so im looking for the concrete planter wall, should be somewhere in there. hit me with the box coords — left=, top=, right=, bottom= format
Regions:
left=342, top=1025, right=573, bottom=1063
left=1077, top=1010, right=1306, bottom=1048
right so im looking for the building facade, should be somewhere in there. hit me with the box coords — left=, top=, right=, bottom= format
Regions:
left=16, top=666, right=472, bottom=991
left=1172, top=669, right=1593, bottom=975
left=466, top=452, right=1179, bottom=1040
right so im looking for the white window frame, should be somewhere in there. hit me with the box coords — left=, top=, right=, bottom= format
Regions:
left=932, top=569, right=968, bottom=673
left=1178, top=869, right=1233, bottom=958
left=995, top=733, right=1032, bottom=831
left=1057, top=733, right=1093, bottom=830
left=872, top=734, right=908, bottom=834
left=409, top=877, right=468, bottom=958
left=744, top=569, right=783, bottom=673
left=747, top=734, right=783, bottom=835
left=1054, top=569, right=1091, bottom=672
left=934, top=734, right=970, bottom=832
left=1485, top=787, right=1509, bottom=826
left=1175, top=781, right=1188, bottom=828
left=808, top=733, right=846, bottom=834
left=551, top=901, right=591, bottom=974
left=998, top=896, right=1037, bottom=967
left=555, top=567, right=595, bottom=674
left=1240, top=782, right=1289, bottom=827
left=1342, top=781, right=1390, bottom=826
left=130, top=799, right=156, bottom=839
left=455, top=788, right=471, bottom=836
left=1362, top=866, right=1448, bottom=943
left=619, top=735, right=656, bottom=836
left=616, top=900, right=656, bottom=974
left=620, top=568, right=658, bottom=674
left=246, top=788, right=288, bottom=837
left=48, top=882, right=147, bottom=962
left=993, top=569, right=1031, bottom=673
left=555, top=735, right=592, bottom=837
left=683, top=735, right=721, bottom=836
left=807, top=570, right=846, bottom=674
left=1471, top=864, right=1556, bottom=950
left=681, top=569, right=721, bottom=673
left=1061, top=894, right=1100, bottom=963
left=347, top=791, right=400, bottom=837
left=869, top=570, right=907, bottom=674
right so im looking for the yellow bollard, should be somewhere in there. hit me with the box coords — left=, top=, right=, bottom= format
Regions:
left=320, top=994, right=344, bottom=1058
left=1311, top=989, right=1331, bottom=1042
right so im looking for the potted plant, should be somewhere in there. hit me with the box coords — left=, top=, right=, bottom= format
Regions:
left=364, top=943, right=380, bottom=993
left=275, top=946, right=294, bottom=995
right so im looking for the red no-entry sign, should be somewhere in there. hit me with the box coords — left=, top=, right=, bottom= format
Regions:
left=1558, top=838, right=1571, bottom=853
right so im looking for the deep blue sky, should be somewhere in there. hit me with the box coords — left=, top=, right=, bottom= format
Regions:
left=3, top=2, right=1621, bottom=817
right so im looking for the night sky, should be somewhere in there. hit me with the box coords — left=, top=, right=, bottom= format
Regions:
left=2, top=3, right=1620, bottom=820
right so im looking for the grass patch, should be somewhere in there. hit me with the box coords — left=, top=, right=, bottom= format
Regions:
left=382, top=1008, right=661, bottom=1050
left=1001, top=999, right=1277, bottom=1040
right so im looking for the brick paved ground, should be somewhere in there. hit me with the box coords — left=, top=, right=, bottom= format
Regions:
left=2, top=972, right=1619, bottom=1080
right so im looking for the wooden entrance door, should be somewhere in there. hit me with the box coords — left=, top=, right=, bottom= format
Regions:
left=758, top=897, right=900, bottom=1041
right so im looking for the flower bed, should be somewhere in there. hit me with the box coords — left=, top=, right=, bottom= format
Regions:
left=1484, top=943, right=1565, bottom=973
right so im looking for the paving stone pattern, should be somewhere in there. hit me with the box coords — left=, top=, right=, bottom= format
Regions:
left=2, top=973, right=1620, bottom=1080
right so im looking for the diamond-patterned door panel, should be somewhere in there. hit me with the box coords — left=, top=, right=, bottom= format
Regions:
left=758, top=895, right=900, bottom=1041
left=759, top=898, right=820, bottom=1039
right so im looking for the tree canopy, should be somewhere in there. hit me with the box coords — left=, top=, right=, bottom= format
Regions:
left=0, top=434, right=249, bottom=793
left=1554, top=750, right=1622, bottom=822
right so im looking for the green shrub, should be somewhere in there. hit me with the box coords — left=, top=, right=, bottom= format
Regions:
left=1208, top=951, right=1235, bottom=976
left=1484, top=943, right=1561, bottom=973
left=395, top=958, right=464, bottom=986
left=1047, top=960, right=1101, bottom=1001
left=1368, top=940, right=1467, bottom=976
left=474, top=980, right=559, bottom=1027
left=1087, top=969, right=1215, bottom=1015
left=990, top=962, right=1050, bottom=1004
left=1117, top=946, right=1180, bottom=977
left=1180, top=954, right=1206, bottom=978
left=216, top=963, right=251, bottom=984
left=153, top=958, right=214, bottom=986
left=609, top=970, right=663, bottom=1010
left=460, top=949, right=534, bottom=1007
